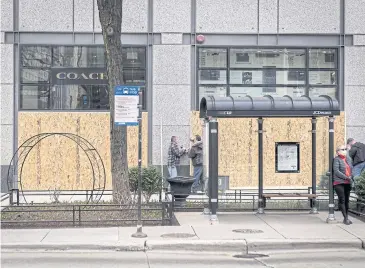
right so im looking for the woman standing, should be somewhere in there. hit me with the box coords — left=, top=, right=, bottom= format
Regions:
left=333, top=145, right=353, bottom=225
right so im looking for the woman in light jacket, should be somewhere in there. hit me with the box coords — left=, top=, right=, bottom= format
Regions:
left=333, top=145, right=353, bottom=225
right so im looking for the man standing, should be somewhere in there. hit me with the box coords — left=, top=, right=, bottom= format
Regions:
left=167, top=136, right=186, bottom=178
left=188, top=135, right=204, bottom=193
left=348, top=138, right=365, bottom=177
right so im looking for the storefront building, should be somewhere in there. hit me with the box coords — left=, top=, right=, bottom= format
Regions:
left=1, top=0, right=365, bottom=192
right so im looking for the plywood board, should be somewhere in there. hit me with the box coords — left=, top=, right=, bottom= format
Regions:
left=190, top=111, right=346, bottom=188
left=18, top=112, right=148, bottom=191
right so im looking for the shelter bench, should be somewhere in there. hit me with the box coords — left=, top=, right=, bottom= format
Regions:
left=262, top=193, right=318, bottom=208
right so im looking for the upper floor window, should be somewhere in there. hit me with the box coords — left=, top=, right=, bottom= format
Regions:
left=197, top=47, right=338, bottom=107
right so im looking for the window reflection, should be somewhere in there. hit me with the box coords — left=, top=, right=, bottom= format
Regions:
left=199, top=48, right=227, bottom=68
left=21, top=69, right=50, bottom=83
left=197, top=47, right=338, bottom=104
left=199, top=86, right=227, bottom=98
left=309, top=71, right=336, bottom=85
left=20, top=85, right=50, bottom=109
left=229, top=87, right=305, bottom=98
left=21, top=46, right=52, bottom=68
left=230, top=49, right=306, bottom=68
left=123, top=47, right=146, bottom=68
left=52, top=46, right=105, bottom=68
left=309, top=87, right=336, bottom=99
left=229, top=70, right=306, bottom=85
left=309, top=49, right=337, bottom=69
left=20, top=45, right=147, bottom=110
left=50, top=85, right=109, bottom=110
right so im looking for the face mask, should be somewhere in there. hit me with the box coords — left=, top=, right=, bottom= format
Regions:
left=338, top=149, right=347, bottom=156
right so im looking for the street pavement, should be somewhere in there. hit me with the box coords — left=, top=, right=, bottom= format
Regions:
left=2, top=249, right=365, bottom=268
left=1, top=211, right=365, bottom=253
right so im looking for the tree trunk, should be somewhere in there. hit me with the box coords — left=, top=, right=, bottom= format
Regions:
left=97, top=0, right=130, bottom=204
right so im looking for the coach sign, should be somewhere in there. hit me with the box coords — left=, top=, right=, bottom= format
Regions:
left=52, top=68, right=108, bottom=85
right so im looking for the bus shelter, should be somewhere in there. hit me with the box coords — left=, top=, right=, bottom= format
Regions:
left=199, top=95, right=341, bottom=222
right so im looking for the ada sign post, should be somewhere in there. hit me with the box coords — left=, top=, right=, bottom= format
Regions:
left=114, top=85, right=140, bottom=126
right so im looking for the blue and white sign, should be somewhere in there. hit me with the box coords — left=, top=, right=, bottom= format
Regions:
left=114, top=85, right=140, bottom=126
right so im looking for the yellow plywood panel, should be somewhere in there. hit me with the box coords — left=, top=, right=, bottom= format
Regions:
left=18, top=112, right=148, bottom=191
left=190, top=112, right=345, bottom=188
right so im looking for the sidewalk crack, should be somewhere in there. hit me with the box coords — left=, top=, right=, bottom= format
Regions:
left=40, top=230, right=51, bottom=242
left=256, top=214, right=287, bottom=239
left=145, top=252, right=151, bottom=268
left=337, top=224, right=362, bottom=243
left=254, top=258, right=273, bottom=268
left=243, top=239, right=248, bottom=254
left=191, top=225, right=200, bottom=239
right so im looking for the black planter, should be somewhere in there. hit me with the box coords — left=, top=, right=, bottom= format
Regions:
left=167, top=176, right=195, bottom=206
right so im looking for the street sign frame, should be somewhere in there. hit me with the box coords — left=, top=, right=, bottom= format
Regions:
left=114, top=85, right=140, bottom=126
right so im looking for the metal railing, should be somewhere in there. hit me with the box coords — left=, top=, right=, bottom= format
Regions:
left=1, top=196, right=174, bottom=228
left=349, top=196, right=365, bottom=217
left=169, top=188, right=365, bottom=217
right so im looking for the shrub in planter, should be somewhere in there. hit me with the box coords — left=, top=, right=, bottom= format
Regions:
left=318, top=174, right=329, bottom=193
left=129, top=166, right=163, bottom=203
left=354, top=169, right=365, bottom=199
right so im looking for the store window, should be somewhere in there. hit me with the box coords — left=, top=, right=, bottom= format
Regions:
left=20, top=45, right=147, bottom=110
left=197, top=47, right=338, bottom=106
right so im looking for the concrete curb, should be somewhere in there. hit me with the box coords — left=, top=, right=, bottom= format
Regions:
left=1, top=242, right=145, bottom=252
left=2, top=238, right=364, bottom=252
left=145, top=240, right=247, bottom=252
left=246, top=238, right=364, bottom=251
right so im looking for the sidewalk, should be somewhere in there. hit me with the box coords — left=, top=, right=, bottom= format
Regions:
left=1, top=211, right=364, bottom=253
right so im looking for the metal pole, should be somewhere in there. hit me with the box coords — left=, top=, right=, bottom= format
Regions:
left=132, top=90, right=147, bottom=238
left=209, top=119, right=219, bottom=222
left=16, top=189, right=19, bottom=206
left=257, top=118, right=264, bottom=214
left=310, top=117, right=318, bottom=214
left=326, top=116, right=336, bottom=223
left=203, top=118, right=210, bottom=215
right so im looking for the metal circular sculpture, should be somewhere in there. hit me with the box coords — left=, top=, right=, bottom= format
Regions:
left=7, top=133, right=106, bottom=204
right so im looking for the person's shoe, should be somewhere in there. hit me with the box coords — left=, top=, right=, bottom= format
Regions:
left=348, top=219, right=353, bottom=224
left=343, top=219, right=351, bottom=225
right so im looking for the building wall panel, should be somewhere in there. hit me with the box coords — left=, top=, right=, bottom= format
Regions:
left=153, top=0, right=191, bottom=33
left=196, top=0, right=258, bottom=33
left=0, top=0, right=13, bottom=31
left=259, top=0, right=278, bottom=33
left=19, top=0, right=73, bottom=32
left=345, top=0, right=365, bottom=34
left=74, top=0, right=93, bottom=32
left=345, top=86, right=365, bottom=126
left=0, top=44, right=13, bottom=84
left=279, top=0, right=340, bottom=34
left=0, top=84, right=13, bottom=125
left=153, top=45, right=191, bottom=85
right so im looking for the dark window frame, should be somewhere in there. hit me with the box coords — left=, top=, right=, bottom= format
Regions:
left=20, top=44, right=148, bottom=111
left=196, top=46, right=339, bottom=109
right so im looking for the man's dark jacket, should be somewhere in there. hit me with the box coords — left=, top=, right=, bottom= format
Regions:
left=349, top=142, right=365, bottom=166
left=188, top=141, right=203, bottom=166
